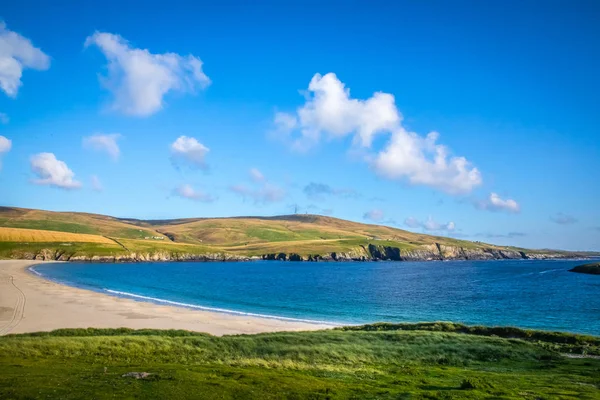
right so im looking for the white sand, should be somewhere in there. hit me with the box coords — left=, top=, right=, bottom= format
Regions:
left=0, top=260, right=334, bottom=336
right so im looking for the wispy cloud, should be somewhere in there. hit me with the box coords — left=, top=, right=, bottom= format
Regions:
left=249, top=168, right=265, bottom=183
left=30, top=153, right=81, bottom=189
left=90, top=175, right=103, bottom=192
left=0, top=113, right=8, bottom=124
left=230, top=168, right=286, bottom=204
left=0, top=21, right=50, bottom=97
left=363, top=209, right=396, bottom=225
left=173, top=184, right=215, bottom=202
left=474, top=232, right=527, bottom=239
left=550, top=213, right=577, bottom=225
left=404, top=216, right=455, bottom=232
left=85, top=31, right=210, bottom=116
left=275, top=73, right=481, bottom=194
left=83, top=134, right=122, bottom=160
left=303, top=182, right=359, bottom=201
left=230, top=183, right=285, bottom=204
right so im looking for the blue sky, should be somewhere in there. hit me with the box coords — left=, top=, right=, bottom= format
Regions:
left=0, top=0, right=599, bottom=250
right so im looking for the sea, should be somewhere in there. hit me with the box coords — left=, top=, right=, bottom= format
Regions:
left=31, top=259, right=600, bottom=335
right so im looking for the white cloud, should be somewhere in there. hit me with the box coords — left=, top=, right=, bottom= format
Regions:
left=249, top=168, right=265, bottom=183
left=0, top=113, right=8, bottom=124
left=30, top=153, right=81, bottom=189
left=474, top=192, right=520, bottom=213
left=275, top=73, right=481, bottom=194
left=404, top=216, right=456, bottom=232
left=363, top=209, right=384, bottom=222
left=372, top=130, right=482, bottom=194
left=0, top=135, right=11, bottom=171
left=90, top=175, right=103, bottom=192
left=83, top=134, right=122, bottom=160
left=170, top=136, right=209, bottom=169
left=0, top=21, right=50, bottom=97
left=173, top=184, right=215, bottom=202
left=275, top=73, right=399, bottom=150
left=85, top=32, right=210, bottom=116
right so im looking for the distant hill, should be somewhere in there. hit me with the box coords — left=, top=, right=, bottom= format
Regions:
left=0, top=206, right=595, bottom=262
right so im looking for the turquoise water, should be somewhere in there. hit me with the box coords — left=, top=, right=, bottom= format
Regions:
left=32, top=259, right=600, bottom=334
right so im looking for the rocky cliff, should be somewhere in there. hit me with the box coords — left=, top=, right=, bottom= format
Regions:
left=19, top=243, right=570, bottom=263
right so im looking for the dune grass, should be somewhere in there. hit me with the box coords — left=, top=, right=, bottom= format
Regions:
left=1, top=325, right=599, bottom=399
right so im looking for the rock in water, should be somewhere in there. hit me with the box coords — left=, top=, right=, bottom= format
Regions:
left=569, top=262, right=600, bottom=275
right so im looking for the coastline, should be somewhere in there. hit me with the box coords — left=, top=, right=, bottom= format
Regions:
left=0, top=260, right=334, bottom=336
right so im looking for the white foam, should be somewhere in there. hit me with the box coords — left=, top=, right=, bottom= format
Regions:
left=103, top=289, right=339, bottom=326
left=28, top=266, right=43, bottom=277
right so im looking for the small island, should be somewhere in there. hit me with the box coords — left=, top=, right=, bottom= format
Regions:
left=569, top=262, right=600, bottom=275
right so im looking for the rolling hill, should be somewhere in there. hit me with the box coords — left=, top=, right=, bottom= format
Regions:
left=0, top=206, right=590, bottom=262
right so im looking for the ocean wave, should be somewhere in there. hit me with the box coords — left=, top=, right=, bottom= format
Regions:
left=103, top=289, right=340, bottom=326
left=28, top=266, right=43, bottom=277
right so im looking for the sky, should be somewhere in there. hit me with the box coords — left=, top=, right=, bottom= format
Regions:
left=0, top=0, right=599, bottom=251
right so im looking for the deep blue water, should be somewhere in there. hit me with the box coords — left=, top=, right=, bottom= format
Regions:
left=32, top=259, right=600, bottom=334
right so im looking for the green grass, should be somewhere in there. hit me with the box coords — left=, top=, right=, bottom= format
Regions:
left=0, top=241, right=126, bottom=260
left=1, top=325, right=599, bottom=399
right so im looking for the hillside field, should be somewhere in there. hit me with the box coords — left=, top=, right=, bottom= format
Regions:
left=0, top=206, right=594, bottom=261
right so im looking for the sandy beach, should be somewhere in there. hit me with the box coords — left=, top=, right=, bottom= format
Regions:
left=0, top=260, right=333, bottom=336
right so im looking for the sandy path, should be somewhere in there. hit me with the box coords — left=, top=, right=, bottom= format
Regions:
left=0, top=260, right=334, bottom=336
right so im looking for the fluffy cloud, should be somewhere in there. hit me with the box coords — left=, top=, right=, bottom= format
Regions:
left=83, top=134, right=122, bottom=160
left=249, top=168, right=265, bottom=183
left=275, top=73, right=399, bottom=150
left=85, top=32, right=210, bottom=116
left=170, top=136, right=209, bottom=169
left=0, top=22, right=50, bottom=97
left=404, top=216, right=455, bottom=232
left=0, top=113, right=8, bottom=124
left=372, top=131, right=482, bottom=194
left=275, top=73, right=481, bottom=194
left=90, top=175, right=103, bottom=192
left=550, top=213, right=577, bottom=225
left=173, top=184, right=215, bottom=202
left=303, top=182, right=358, bottom=201
left=474, top=192, right=520, bottom=213
left=30, top=153, right=81, bottom=189
left=0, top=135, right=11, bottom=170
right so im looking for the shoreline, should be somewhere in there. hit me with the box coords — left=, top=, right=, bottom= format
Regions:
left=0, top=260, right=334, bottom=336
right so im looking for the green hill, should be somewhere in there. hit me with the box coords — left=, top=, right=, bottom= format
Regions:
left=0, top=206, right=593, bottom=262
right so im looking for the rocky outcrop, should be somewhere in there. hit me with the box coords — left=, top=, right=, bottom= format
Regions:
left=569, top=263, right=600, bottom=275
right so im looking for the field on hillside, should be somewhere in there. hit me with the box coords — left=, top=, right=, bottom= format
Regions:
left=0, top=227, right=116, bottom=244
left=0, top=207, right=166, bottom=240
left=1, top=324, right=599, bottom=399
left=1, top=206, right=595, bottom=260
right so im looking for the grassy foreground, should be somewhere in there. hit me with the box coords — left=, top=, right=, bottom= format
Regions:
left=1, top=323, right=599, bottom=399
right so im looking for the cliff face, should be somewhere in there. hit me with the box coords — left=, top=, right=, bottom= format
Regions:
left=21, top=244, right=569, bottom=263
